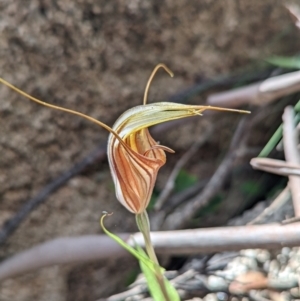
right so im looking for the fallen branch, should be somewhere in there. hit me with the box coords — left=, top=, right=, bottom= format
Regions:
left=207, top=70, right=300, bottom=107
left=1, top=223, right=300, bottom=281
left=283, top=106, right=300, bottom=216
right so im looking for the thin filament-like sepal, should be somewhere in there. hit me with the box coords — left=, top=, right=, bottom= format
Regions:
left=0, top=77, right=129, bottom=148
left=143, top=64, right=174, bottom=106
left=143, top=145, right=175, bottom=156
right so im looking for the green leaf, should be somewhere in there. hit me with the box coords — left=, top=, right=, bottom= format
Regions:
left=195, top=193, right=224, bottom=218
left=101, top=214, right=180, bottom=300
left=148, top=170, right=197, bottom=210
left=258, top=124, right=283, bottom=157
left=124, top=269, right=140, bottom=287
left=175, top=170, right=197, bottom=193
left=259, top=104, right=300, bottom=157
left=266, top=56, right=300, bottom=69
left=137, top=245, right=181, bottom=301
left=295, top=100, right=300, bottom=113
left=147, top=189, right=159, bottom=210
left=100, top=214, right=157, bottom=271
left=240, top=180, right=261, bottom=197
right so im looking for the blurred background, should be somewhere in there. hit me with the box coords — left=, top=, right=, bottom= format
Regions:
left=0, top=1, right=300, bottom=300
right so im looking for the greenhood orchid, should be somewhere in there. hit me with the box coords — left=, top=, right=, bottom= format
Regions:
left=0, top=64, right=249, bottom=215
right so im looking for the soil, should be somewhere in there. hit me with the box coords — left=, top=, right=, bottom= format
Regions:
left=0, top=1, right=299, bottom=300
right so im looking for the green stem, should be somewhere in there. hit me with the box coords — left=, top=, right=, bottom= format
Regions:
left=136, top=211, right=171, bottom=301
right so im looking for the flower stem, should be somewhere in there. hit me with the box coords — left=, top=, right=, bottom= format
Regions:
left=136, top=211, right=171, bottom=301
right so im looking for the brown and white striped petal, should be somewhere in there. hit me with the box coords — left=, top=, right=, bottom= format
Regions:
left=107, top=102, right=249, bottom=214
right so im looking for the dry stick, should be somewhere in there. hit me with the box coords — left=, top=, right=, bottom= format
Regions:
left=151, top=179, right=209, bottom=231
left=251, top=157, right=300, bottom=177
left=281, top=216, right=300, bottom=225
left=0, top=143, right=107, bottom=245
left=207, top=70, right=300, bottom=108
left=168, top=68, right=274, bottom=104
left=0, top=235, right=129, bottom=281
left=152, top=179, right=209, bottom=229
left=248, top=186, right=291, bottom=225
left=286, top=4, right=300, bottom=30
left=162, top=179, right=209, bottom=212
left=106, top=284, right=147, bottom=301
left=154, top=125, right=214, bottom=211
left=2, top=222, right=300, bottom=281
left=163, top=115, right=251, bottom=230
left=282, top=106, right=300, bottom=216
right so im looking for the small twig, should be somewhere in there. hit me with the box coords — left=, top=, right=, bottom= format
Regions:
left=150, top=179, right=208, bottom=231
left=154, top=126, right=213, bottom=211
left=248, top=186, right=291, bottom=225
left=250, top=157, right=300, bottom=177
left=168, top=68, right=274, bottom=104
left=162, top=179, right=209, bottom=212
left=106, top=284, right=147, bottom=301
left=2, top=223, right=300, bottom=281
left=170, top=269, right=198, bottom=287
left=208, top=70, right=300, bottom=107
left=281, top=216, right=300, bottom=225
left=164, top=115, right=251, bottom=230
left=283, top=106, right=300, bottom=216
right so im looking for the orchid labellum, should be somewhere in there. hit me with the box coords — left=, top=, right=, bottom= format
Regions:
left=0, top=64, right=249, bottom=214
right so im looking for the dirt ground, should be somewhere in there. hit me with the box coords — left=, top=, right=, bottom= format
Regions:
left=0, top=1, right=300, bottom=300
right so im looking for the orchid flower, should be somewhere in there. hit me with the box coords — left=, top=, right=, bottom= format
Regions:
left=0, top=65, right=248, bottom=215
left=0, top=65, right=250, bottom=301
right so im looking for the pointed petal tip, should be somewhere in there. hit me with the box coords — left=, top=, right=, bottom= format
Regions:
left=204, top=106, right=251, bottom=114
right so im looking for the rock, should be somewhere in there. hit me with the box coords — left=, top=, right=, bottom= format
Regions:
left=216, top=292, right=228, bottom=301
left=207, top=275, right=228, bottom=291
left=203, top=293, right=218, bottom=301
left=281, top=247, right=291, bottom=257
left=239, top=257, right=258, bottom=270
left=277, top=254, right=288, bottom=265
left=290, top=287, right=300, bottom=298
left=269, top=259, right=280, bottom=276
left=263, top=260, right=270, bottom=272
left=256, top=250, right=271, bottom=263
left=240, top=249, right=258, bottom=259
